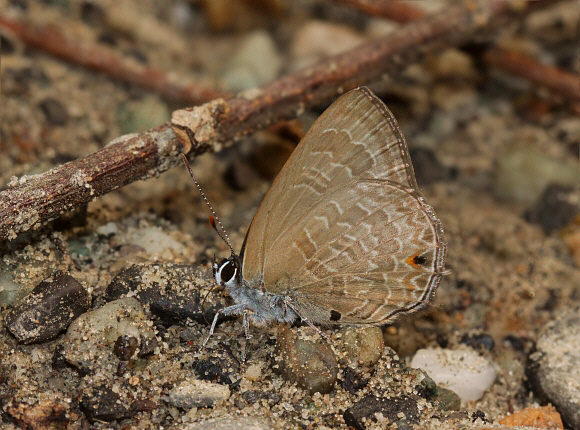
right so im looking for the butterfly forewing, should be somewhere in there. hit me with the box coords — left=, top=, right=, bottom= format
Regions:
left=241, top=87, right=445, bottom=325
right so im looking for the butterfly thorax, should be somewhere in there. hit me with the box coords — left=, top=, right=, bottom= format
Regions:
left=214, top=255, right=298, bottom=326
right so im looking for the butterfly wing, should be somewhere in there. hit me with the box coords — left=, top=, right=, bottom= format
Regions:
left=241, top=87, right=445, bottom=324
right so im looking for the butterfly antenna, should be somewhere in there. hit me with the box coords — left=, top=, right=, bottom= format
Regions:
left=180, top=153, right=235, bottom=255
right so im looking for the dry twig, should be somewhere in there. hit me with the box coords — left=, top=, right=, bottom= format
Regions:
left=340, top=0, right=578, bottom=104
left=0, top=0, right=560, bottom=242
left=0, top=15, right=225, bottom=104
left=482, top=46, right=580, bottom=105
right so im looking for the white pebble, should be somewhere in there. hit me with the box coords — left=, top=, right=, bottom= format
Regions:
left=411, top=348, right=497, bottom=401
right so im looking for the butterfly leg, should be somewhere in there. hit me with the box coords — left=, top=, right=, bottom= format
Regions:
left=241, top=311, right=252, bottom=362
left=283, top=299, right=331, bottom=342
left=200, top=303, right=246, bottom=351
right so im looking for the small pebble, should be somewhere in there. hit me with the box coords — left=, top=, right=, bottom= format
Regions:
left=459, top=333, right=495, bottom=351
left=342, top=326, right=384, bottom=367
left=289, top=20, right=366, bottom=71
left=244, top=363, right=263, bottom=381
left=409, top=147, right=455, bottom=187
left=62, top=298, right=156, bottom=372
left=222, top=30, right=282, bottom=92
left=39, top=97, right=68, bottom=125
left=435, top=387, right=461, bottom=411
left=525, top=184, right=579, bottom=234
left=80, top=385, right=133, bottom=422
left=343, top=395, right=419, bottom=430
left=411, top=348, right=497, bottom=402
left=128, top=227, right=185, bottom=258
left=193, top=359, right=232, bottom=385
left=183, top=416, right=272, bottom=430
left=105, top=264, right=223, bottom=327
left=5, top=272, right=90, bottom=344
left=340, top=367, right=369, bottom=394
left=493, top=148, right=577, bottom=204
left=167, top=380, right=230, bottom=409
left=273, top=326, right=338, bottom=395
left=113, top=335, right=139, bottom=360
left=96, top=221, right=118, bottom=237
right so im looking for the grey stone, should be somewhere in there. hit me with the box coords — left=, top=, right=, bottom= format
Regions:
left=526, top=307, right=580, bottom=429
left=222, top=30, right=282, bottom=92
left=62, top=298, right=156, bottom=372
left=493, top=148, right=577, bottom=204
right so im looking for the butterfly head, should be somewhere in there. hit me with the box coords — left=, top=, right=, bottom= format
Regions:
left=213, top=254, right=242, bottom=289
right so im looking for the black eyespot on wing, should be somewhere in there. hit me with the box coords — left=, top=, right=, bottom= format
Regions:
left=330, top=310, right=341, bottom=321
left=220, top=261, right=236, bottom=282
left=413, top=255, right=427, bottom=266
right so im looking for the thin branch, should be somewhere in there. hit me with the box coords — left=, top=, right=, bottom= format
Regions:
left=171, top=0, right=560, bottom=151
left=0, top=15, right=226, bottom=104
left=482, top=46, right=580, bottom=104
left=339, top=0, right=578, bottom=105
left=0, top=0, right=560, bottom=242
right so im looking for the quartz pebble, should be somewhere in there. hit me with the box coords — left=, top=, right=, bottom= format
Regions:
left=411, top=348, right=497, bottom=402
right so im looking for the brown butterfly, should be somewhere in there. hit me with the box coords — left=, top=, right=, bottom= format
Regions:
left=181, top=87, right=446, bottom=345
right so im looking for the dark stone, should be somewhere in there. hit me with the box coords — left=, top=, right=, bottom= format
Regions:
left=113, top=335, right=139, bottom=360
left=472, top=410, right=488, bottom=422
left=343, top=395, right=419, bottom=430
left=502, top=334, right=532, bottom=352
left=525, top=184, right=579, bottom=234
left=51, top=345, right=68, bottom=370
left=38, top=97, right=68, bottom=125
left=223, top=158, right=259, bottom=191
left=241, top=389, right=280, bottom=406
left=460, top=333, right=495, bottom=351
left=1, top=33, right=15, bottom=54
left=435, top=387, right=461, bottom=411
left=340, top=367, right=369, bottom=394
left=138, top=334, right=158, bottom=357
left=105, top=264, right=229, bottom=327
left=409, top=147, right=455, bottom=186
left=5, top=272, right=90, bottom=344
left=242, top=390, right=264, bottom=404
left=415, top=374, right=438, bottom=400
left=80, top=1, right=105, bottom=25
left=80, top=385, right=133, bottom=422
left=193, top=359, right=232, bottom=385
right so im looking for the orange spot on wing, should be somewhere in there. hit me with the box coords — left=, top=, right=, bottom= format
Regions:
left=406, top=253, right=422, bottom=269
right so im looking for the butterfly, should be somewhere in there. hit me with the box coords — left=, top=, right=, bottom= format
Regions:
left=179, top=86, right=446, bottom=346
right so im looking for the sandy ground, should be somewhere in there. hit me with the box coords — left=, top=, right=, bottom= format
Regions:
left=1, top=1, right=578, bottom=429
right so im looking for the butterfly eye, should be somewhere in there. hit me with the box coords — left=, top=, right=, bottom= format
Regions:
left=219, top=260, right=237, bottom=283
